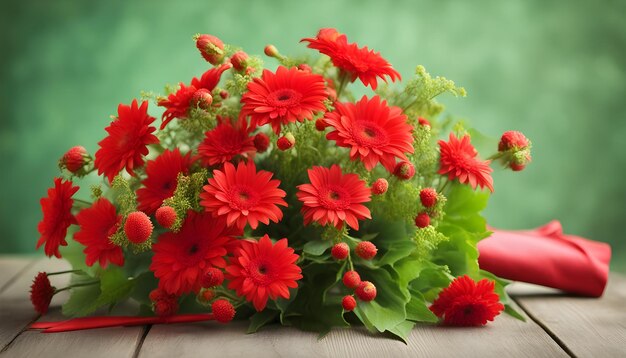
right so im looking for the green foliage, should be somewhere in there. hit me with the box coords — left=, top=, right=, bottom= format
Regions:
left=62, top=267, right=135, bottom=316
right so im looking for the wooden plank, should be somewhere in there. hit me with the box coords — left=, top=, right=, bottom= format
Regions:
left=0, top=257, right=146, bottom=358
left=0, top=256, right=35, bottom=292
left=138, top=301, right=567, bottom=358
left=510, top=274, right=626, bottom=358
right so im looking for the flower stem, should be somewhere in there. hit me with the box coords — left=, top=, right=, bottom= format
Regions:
left=47, top=270, right=85, bottom=276
left=335, top=71, right=350, bottom=100
left=54, top=280, right=99, bottom=294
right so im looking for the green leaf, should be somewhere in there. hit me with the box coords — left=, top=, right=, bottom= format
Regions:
left=353, top=267, right=409, bottom=333
left=303, top=240, right=332, bottom=256
left=63, top=267, right=136, bottom=317
left=248, top=310, right=279, bottom=333
left=130, top=271, right=158, bottom=305
left=406, top=289, right=438, bottom=323
left=479, top=269, right=526, bottom=322
left=504, top=304, right=526, bottom=321
left=387, top=320, right=416, bottom=343
left=376, top=241, right=417, bottom=267
left=62, top=283, right=101, bottom=316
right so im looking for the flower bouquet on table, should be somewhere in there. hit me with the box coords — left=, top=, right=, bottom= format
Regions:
left=32, top=28, right=538, bottom=340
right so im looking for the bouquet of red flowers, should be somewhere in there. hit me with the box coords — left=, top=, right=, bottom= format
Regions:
left=32, top=28, right=535, bottom=341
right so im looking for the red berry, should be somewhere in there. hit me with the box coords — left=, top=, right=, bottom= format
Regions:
left=355, top=281, right=377, bottom=301
left=219, top=90, right=229, bottom=99
left=418, top=117, right=431, bottom=127
left=61, top=146, right=88, bottom=173
left=277, top=133, right=295, bottom=151
left=253, top=133, right=270, bottom=153
left=420, top=188, right=438, bottom=208
left=264, top=44, right=279, bottom=57
left=415, top=212, right=430, bottom=228
left=342, top=270, right=361, bottom=289
left=149, top=288, right=172, bottom=302
left=212, top=299, right=235, bottom=323
left=355, top=241, right=377, bottom=260
left=315, top=118, right=327, bottom=131
left=190, top=89, right=213, bottom=110
left=510, top=162, right=526, bottom=171
left=196, top=34, right=224, bottom=65
left=371, top=178, right=388, bottom=195
left=498, top=131, right=529, bottom=152
left=230, top=51, right=249, bottom=71
left=331, top=243, right=349, bottom=260
left=154, top=299, right=178, bottom=317
left=393, top=161, right=415, bottom=180
left=342, top=295, right=357, bottom=311
left=155, top=206, right=177, bottom=229
left=124, top=211, right=153, bottom=244
left=201, top=267, right=224, bottom=287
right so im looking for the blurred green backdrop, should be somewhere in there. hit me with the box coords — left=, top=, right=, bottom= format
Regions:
left=1, top=0, right=624, bottom=271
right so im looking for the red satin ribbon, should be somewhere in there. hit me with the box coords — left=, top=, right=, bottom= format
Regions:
left=31, top=221, right=611, bottom=333
left=30, top=313, right=216, bottom=333
left=479, top=220, right=611, bottom=297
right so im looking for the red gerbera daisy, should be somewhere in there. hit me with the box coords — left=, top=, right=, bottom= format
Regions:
left=225, top=235, right=302, bottom=311
left=74, top=198, right=124, bottom=268
left=200, top=161, right=287, bottom=230
left=37, top=178, right=79, bottom=258
left=438, top=133, right=494, bottom=192
left=94, top=99, right=159, bottom=183
left=158, top=63, right=232, bottom=129
left=150, top=211, right=241, bottom=296
left=302, top=28, right=401, bottom=90
left=197, top=117, right=256, bottom=166
left=240, top=66, right=328, bottom=134
left=296, top=165, right=371, bottom=230
left=137, top=149, right=193, bottom=215
left=325, top=96, right=414, bottom=172
left=430, top=275, right=504, bottom=326
left=30, top=272, right=55, bottom=315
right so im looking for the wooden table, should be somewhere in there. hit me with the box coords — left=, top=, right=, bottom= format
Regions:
left=0, top=256, right=624, bottom=358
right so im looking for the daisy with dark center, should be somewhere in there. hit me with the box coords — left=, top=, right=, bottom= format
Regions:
left=74, top=198, right=124, bottom=268
left=438, top=133, right=494, bottom=192
left=198, top=117, right=256, bottom=166
left=325, top=95, right=414, bottom=172
left=158, top=63, right=232, bottom=129
left=37, top=178, right=79, bottom=258
left=301, top=28, right=401, bottom=90
left=240, top=66, right=328, bottom=134
left=430, top=275, right=504, bottom=326
left=226, top=235, right=302, bottom=311
left=150, top=211, right=241, bottom=296
left=137, top=149, right=193, bottom=215
left=200, top=161, right=287, bottom=230
left=296, top=165, right=371, bottom=230
left=94, top=99, right=159, bottom=183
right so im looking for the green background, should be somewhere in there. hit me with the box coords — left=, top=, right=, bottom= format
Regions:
left=1, top=0, right=624, bottom=271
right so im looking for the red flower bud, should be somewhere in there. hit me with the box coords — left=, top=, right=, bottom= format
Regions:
left=342, top=295, right=357, bottom=311
left=124, top=211, right=153, bottom=244
left=355, top=241, right=377, bottom=260
left=253, top=133, right=270, bottom=153
left=155, top=206, right=177, bottom=229
left=230, top=51, right=249, bottom=72
left=61, top=146, right=89, bottom=173
left=342, top=270, right=361, bottom=289
left=196, top=34, right=224, bottom=65
left=212, top=299, right=235, bottom=323
left=277, top=133, right=295, bottom=151
left=331, top=242, right=350, bottom=260
left=355, top=281, right=377, bottom=301
left=371, top=178, right=388, bottom=195
left=264, top=44, right=279, bottom=57
left=415, top=212, right=431, bottom=228
left=190, top=89, right=213, bottom=110
left=393, top=161, right=415, bottom=180
left=419, top=188, right=438, bottom=208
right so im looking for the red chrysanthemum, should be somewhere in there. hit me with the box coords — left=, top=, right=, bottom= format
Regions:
left=30, top=272, right=55, bottom=315
left=325, top=96, right=414, bottom=172
left=158, top=63, right=232, bottom=129
left=150, top=211, right=241, bottom=296
left=430, top=275, right=504, bottom=326
left=74, top=198, right=124, bottom=268
left=240, top=66, right=328, bottom=134
left=296, top=165, right=371, bottom=230
left=37, top=178, right=79, bottom=258
left=438, top=133, right=494, bottom=192
left=94, top=99, right=159, bottom=183
left=137, top=149, right=193, bottom=215
left=198, top=117, right=256, bottom=166
left=225, top=235, right=302, bottom=311
left=200, top=161, right=287, bottom=230
left=302, top=28, right=401, bottom=90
